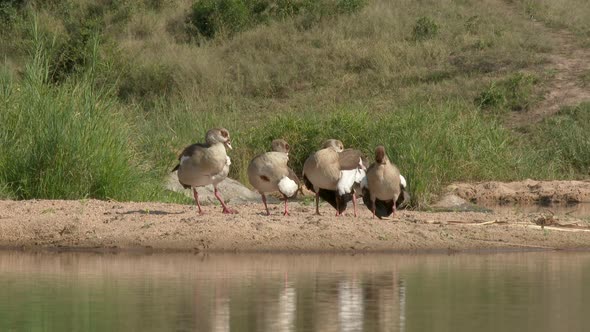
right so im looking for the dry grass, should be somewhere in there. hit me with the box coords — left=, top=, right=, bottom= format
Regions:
left=106, top=0, right=552, bottom=112
left=510, top=0, right=590, bottom=44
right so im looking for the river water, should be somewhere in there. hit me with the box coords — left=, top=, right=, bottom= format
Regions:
left=1, top=250, right=589, bottom=331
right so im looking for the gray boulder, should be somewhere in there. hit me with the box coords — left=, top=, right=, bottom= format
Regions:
left=166, top=171, right=261, bottom=205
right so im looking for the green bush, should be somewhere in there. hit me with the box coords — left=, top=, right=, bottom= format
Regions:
left=47, top=12, right=104, bottom=83
left=476, top=73, right=537, bottom=111
left=187, top=0, right=367, bottom=39
left=188, top=0, right=250, bottom=38
left=412, top=16, right=438, bottom=41
left=336, top=0, right=365, bottom=14
left=0, top=2, right=18, bottom=27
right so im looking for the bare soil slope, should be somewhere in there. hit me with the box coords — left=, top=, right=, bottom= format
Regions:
left=505, top=5, right=590, bottom=128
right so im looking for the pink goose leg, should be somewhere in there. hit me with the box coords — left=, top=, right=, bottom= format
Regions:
left=192, top=188, right=204, bottom=214
left=214, top=186, right=238, bottom=214
left=283, top=196, right=290, bottom=216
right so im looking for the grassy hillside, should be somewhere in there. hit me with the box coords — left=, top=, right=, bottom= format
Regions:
left=1, top=0, right=588, bottom=206
left=510, top=0, right=590, bottom=45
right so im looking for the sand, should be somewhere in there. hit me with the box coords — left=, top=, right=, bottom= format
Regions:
left=1, top=181, right=590, bottom=253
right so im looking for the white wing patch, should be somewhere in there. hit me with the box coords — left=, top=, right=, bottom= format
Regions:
left=354, top=168, right=366, bottom=183
left=278, top=176, right=298, bottom=197
left=400, top=174, right=407, bottom=188
left=360, top=175, right=368, bottom=189
left=338, top=168, right=365, bottom=196
left=226, top=156, right=231, bottom=166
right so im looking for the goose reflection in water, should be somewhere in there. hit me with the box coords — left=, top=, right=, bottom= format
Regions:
left=339, top=277, right=364, bottom=332
left=266, top=272, right=296, bottom=332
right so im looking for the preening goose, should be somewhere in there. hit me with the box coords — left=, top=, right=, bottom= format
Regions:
left=172, top=128, right=237, bottom=214
left=302, top=139, right=367, bottom=217
left=248, top=139, right=300, bottom=216
left=361, top=174, right=410, bottom=218
left=363, top=145, right=402, bottom=219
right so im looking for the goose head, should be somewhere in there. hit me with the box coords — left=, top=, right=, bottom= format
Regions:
left=321, top=139, right=344, bottom=153
left=206, top=128, right=232, bottom=150
left=374, top=145, right=389, bottom=164
left=272, top=139, right=290, bottom=155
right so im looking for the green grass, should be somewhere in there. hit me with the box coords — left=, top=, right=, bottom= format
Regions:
left=235, top=103, right=555, bottom=206
left=0, top=0, right=589, bottom=207
left=475, top=72, right=538, bottom=112
left=0, top=38, right=135, bottom=200
left=532, top=103, right=590, bottom=176
left=0, top=25, right=186, bottom=203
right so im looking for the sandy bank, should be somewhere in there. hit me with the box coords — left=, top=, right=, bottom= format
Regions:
left=1, top=197, right=589, bottom=252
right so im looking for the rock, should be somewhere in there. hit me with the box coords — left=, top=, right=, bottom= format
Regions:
left=431, top=194, right=492, bottom=213
left=166, top=172, right=261, bottom=204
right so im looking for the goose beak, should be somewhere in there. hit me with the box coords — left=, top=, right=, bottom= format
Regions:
left=224, top=141, right=233, bottom=150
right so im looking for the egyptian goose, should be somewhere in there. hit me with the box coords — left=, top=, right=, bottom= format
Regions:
left=302, top=139, right=367, bottom=217
left=247, top=139, right=300, bottom=216
left=361, top=174, right=410, bottom=218
left=363, top=145, right=402, bottom=218
left=172, top=128, right=237, bottom=214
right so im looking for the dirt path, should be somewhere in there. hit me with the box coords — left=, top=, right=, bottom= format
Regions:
left=504, top=3, right=590, bottom=128
left=1, top=198, right=589, bottom=252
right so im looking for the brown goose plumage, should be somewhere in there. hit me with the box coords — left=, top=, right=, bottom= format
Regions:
left=172, top=128, right=237, bottom=214
left=248, top=139, right=300, bottom=216
left=365, top=146, right=401, bottom=218
left=302, top=139, right=367, bottom=216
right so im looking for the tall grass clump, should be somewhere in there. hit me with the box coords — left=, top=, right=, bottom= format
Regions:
left=532, top=103, right=590, bottom=176
left=475, top=72, right=537, bottom=112
left=240, top=103, right=547, bottom=206
left=0, top=28, right=145, bottom=200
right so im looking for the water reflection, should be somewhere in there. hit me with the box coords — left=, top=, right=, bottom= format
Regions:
left=1, top=251, right=590, bottom=331
left=339, top=278, right=363, bottom=332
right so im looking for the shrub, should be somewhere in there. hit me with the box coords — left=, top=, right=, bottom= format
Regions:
left=187, top=0, right=367, bottom=39
left=475, top=73, right=537, bottom=112
left=0, top=2, right=18, bottom=27
left=188, top=0, right=250, bottom=38
left=47, top=13, right=104, bottom=83
left=412, top=16, right=438, bottom=41
left=336, top=0, right=365, bottom=14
